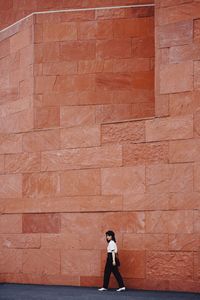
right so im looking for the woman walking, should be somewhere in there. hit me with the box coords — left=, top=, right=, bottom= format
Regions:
left=98, top=230, right=126, bottom=292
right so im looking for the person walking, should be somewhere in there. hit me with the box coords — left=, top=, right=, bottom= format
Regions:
left=98, top=230, right=126, bottom=292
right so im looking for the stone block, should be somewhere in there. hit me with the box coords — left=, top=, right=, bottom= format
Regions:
left=0, top=214, right=22, bottom=233
left=5, top=153, right=40, bottom=173
left=194, top=108, right=200, bottom=136
left=61, top=250, right=101, bottom=276
left=146, top=164, right=169, bottom=193
left=95, top=104, right=133, bottom=123
left=123, top=233, right=168, bottom=251
left=35, top=42, right=60, bottom=63
left=10, top=27, right=32, bottom=53
left=147, top=251, right=193, bottom=280
left=78, top=20, right=113, bottom=40
left=41, top=145, right=122, bottom=171
left=100, top=211, right=145, bottom=234
left=113, top=58, right=151, bottom=73
left=0, top=249, right=22, bottom=273
left=35, top=75, right=56, bottom=94
left=119, top=250, right=146, bottom=278
left=53, top=75, right=95, bottom=93
left=78, top=59, right=112, bottom=74
left=169, top=192, right=200, bottom=210
left=22, top=213, right=61, bottom=233
left=145, top=211, right=193, bottom=234
left=101, top=120, right=145, bottom=144
left=0, top=39, right=10, bottom=59
left=43, top=61, right=77, bottom=75
left=169, top=139, right=200, bottom=163
left=158, top=20, right=193, bottom=48
left=0, top=234, right=40, bottom=249
left=60, top=169, right=100, bottom=196
left=101, top=166, right=145, bottom=195
left=22, top=130, right=60, bottom=152
left=194, top=61, right=200, bottom=90
left=145, top=115, right=193, bottom=142
left=0, top=174, right=22, bottom=198
left=160, top=61, right=193, bottom=94
left=22, top=172, right=60, bottom=198
left=123, top=142, right=169, bottom=165
left=60, top=126, right=100, bottom=149
left=169, top=163, right=193, bottom=193
left=123, top=193, right=169, bottom=211
left=96, top=39, right=132, bottom=59
left=132, top=36, right=155, bottom=58
left=169, top=44, right=200, bottom=63
left=169, top=92, right=197, bottom=116
left=60, top=40, right=96, bottom=61
left=0, top=133, right=22, bottom=154
left=113, top=17, right=154, bottom=38
left=169, top=234, right=199, bottom=251
left=23, top=249, right=60, bottom=275
left=60, top=105, right=95, bottom=127
left=194, top=210, right=200, bottom=233
left=43, top=22, right=77, bottom=42
left=34, top=107, right=60, bottom=129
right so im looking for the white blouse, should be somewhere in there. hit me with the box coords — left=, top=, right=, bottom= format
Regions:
left=107, top=240, right=118, bottom=253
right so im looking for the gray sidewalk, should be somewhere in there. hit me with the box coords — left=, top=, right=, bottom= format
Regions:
left=0, top=284, right=199, bottom=300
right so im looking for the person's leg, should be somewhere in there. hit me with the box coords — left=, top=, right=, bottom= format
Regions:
left=103, top=261, right=112, bottom=289
left=112, top=266, right=125, bottom=288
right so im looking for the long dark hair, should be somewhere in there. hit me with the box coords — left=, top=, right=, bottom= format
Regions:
left=106, top=230, right=116, bottom=242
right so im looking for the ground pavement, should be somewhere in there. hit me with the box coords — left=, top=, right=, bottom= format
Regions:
left=0, top=284, right=199, bottom=300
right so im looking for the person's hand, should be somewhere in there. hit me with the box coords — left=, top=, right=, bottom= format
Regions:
left=112, top=261, right=116, bottom=266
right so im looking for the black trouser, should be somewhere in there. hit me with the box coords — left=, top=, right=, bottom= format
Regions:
left=103, top=253, right=124, bottom=289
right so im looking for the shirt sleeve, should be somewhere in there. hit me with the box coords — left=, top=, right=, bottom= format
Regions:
left=109, top=241, right=116, bottom=251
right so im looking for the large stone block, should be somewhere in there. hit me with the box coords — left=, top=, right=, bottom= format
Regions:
left=60, top=106, right=95, bottom=127
left=43, top=22, right=77, bottom=42
left=23, top=249, right=60, bottom=275
left=53, top=74, right=95, bottom=93
left=5, top=153, right=40, bottom=173
left=101, top=166, right=145, bottom=195
left=169, top=234, right=199, bottom=251
left=60, top=125, right=100, bottom=149
left=10, top=27, right=32, bottom=53
left=0, top=214, right=22, bottom=233
left=23, top=130, right=60, bottom=152
left=96, top=39, right=132, bottom=59
left=22, top=213, right=61, bottom=233
left=119, top=250, right=146, bottom=278
left=41, top=145, right=122, bottom=171
left=123, top=233, right=168, bottom=251
left=61, top=250, right=101, bottom=276
left=123, top=142, right=169, bottom=165
left=145, top=115, right=193, bottom=142
left=34, top=107, right=60, bottom=129
left=169, top=139, right=200, bottom=163
left=160, top=61, right=193, bottom=94
left=158, top=20, right=193, bottom=48
left=77, top=20, right=113, bottom=40
left=147, top=251, right=193, bottom=280
left=0, top=133, right=22, bottom=154
left=60, top=40, right=96, bottom=61
left=0, top=234, right=40, bottom=249
left=113, top=17, right=154, bottom=38
left=123, top=193, right=169, bottom=211
left=145, top=211, right=193, bottom=234
left=0, top=249, right=22, bottom=273
left=102, top=120, right=145, bottom=144
left=169, top=192, right=200, bottom=210
left=43, top=61, right=77, bottom=75
left=0, top=174, right=22, bottom=198
left=60, top=169, right=100, bottom=196
left=22, top=172, right=60, bottom=198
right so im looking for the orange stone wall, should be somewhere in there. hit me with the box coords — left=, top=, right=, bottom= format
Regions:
left=0, top=0, right=200, bottom=294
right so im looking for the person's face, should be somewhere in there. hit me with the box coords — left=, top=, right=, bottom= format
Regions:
left=106, top=235, right=112, bottom=241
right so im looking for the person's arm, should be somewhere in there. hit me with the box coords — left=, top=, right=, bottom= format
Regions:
left=112, top=251, right=116, bottom=266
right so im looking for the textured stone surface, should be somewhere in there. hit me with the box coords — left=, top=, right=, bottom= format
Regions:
left=41, top=145, right=122, bottom=171
left=146, top=115, right=193, bottom=142
left=22, top=213, right=61, bottom=233
left=101, top=166, right=145, bottom=195
left=102, top=121, right=145, bottom=144
left=147, top=252, right=194, bottom=280
left=123, top=142, right=169, bottom=165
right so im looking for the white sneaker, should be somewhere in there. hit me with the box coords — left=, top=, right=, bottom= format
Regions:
left=98, top=287, right=107, bottom=291
left=116, top=287, right=126, bottom=292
